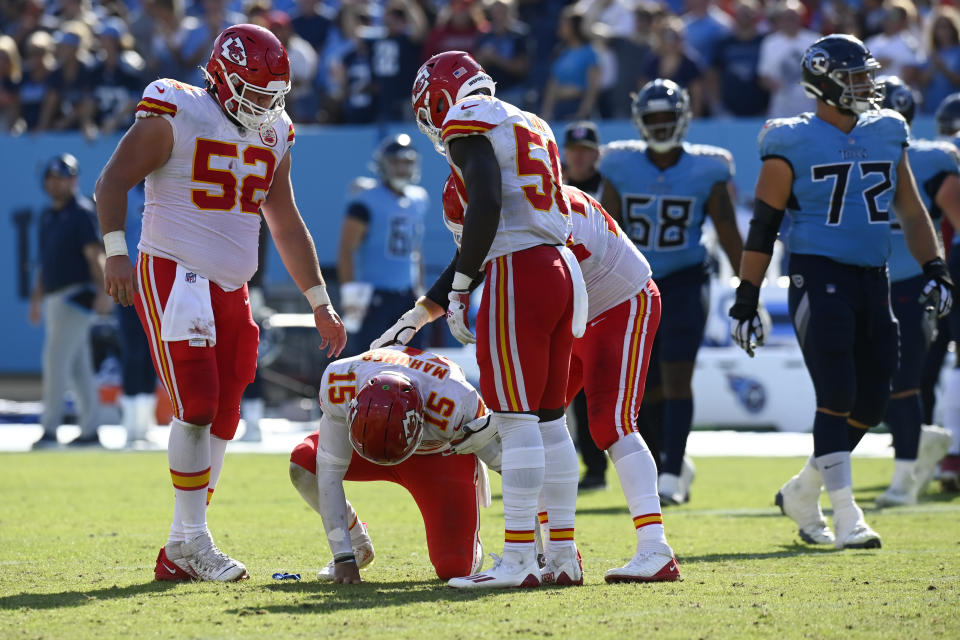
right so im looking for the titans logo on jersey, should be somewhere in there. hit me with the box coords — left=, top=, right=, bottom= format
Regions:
left=599, top=141, right=733, bottom=277
left=887, top=138, right=960, bottom=282
left=758, top=109, right=910, bottom=267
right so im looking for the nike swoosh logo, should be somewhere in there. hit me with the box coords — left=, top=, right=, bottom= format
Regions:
left=161, top=561, right=178, bottom=574
left=589, top=317, right=606, bottom=328
left=823, top=462, right=842, bottom=470
left=461, top=103, right=479, bottom=110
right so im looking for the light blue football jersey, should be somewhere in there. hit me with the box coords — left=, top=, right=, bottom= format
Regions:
left=888, top=138, right=959, bottom=282
left=599, top=140, right=734, bottom=277
left=758, top=109, right=910, bottom=267
left=347, top=180, right=429, bottom=291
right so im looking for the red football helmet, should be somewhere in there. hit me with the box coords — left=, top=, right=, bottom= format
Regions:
left=442, top=172, right=467, bottom=246
left=411, top=51, right=495, bottom=153
left=348, top=372, right=424, bottom=466
left=202, top=23, right=291, bottom=132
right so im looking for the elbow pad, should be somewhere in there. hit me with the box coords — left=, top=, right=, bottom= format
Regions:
left=743, top=200, right=785, bottom=255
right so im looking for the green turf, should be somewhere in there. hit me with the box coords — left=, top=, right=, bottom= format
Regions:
left=1, top=452, right=957, bottom=639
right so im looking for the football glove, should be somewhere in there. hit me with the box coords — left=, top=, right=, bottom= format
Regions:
left=446, top=288, right=476, bottom=345
left=729, top=280, right=772, bottom=358
left=920, top=258, right=954, bottom=318
left=449, top=414, right=499, bottom=456
left=339, top=282, right=374, bottom=334
left=369, top=304, right=432, bottom=350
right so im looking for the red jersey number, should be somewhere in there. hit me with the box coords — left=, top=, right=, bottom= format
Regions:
left=191, top=138, right=277, bottom=214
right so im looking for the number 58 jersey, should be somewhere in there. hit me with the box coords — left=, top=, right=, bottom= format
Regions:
left=318, top=346, right=486, bottom=455
left=134, top=78, right=295, bottom=291
left=758, top=109, right=909, bottom=268
left=440, top=95, right=572, bottom=265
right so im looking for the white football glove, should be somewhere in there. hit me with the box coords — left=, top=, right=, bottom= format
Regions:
left=339, top=282, right=374, bottom=334
left=446, top=289, right=476, bottom=345
left=920, top=258, right=954, bottom=318
left=449, top=414, right=499, bottom=456
left=369, top=304, right=432, bottom=350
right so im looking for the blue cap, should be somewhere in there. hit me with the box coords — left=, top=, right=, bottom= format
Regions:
left=44, top=153, right=79, bottom=179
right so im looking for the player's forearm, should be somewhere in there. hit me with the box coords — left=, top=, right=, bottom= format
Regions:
left=315, top=466, right=354, bottom=557
left=271, top=222, right=326, bottom=292
left=415, top=296, right=445, bottom=321
left=336, top=250, right=355, bottom=284
left=94, top=177, right=129, bottom=235
left=739, top=250, right=772, bottom=287
left=900, top=209, right=942, bottom=265
left=455, top=202, right=499, bottom=278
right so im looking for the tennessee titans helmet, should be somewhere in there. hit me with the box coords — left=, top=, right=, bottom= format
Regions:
left=801, top=34, right=882, bottom=114
left=372, top=133, right=421, bottom=192
left=879, top=75, right=919, bottom=125
left=935, top=92, right=960, bottom=137
left=631, top=79, right=691, bottom=153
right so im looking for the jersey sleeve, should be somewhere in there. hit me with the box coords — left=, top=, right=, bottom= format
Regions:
left=879, top=109, right=910, bottom=148
left=692, top=144, right=735, bottom=184
left=440, top=96, right=510, bottom=144
left=757, top=118, right=798, bottom=169
left=135, top=78, right=181, bottom=122
left=317, top=362, right=350, bottom=422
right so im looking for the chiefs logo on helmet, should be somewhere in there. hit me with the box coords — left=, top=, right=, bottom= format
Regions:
left=221, top=36, right=248, bottom=67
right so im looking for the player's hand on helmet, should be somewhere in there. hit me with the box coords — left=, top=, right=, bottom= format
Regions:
left=370, top=303, right=433, bottom=350
left=104, top=255, right=138, bottom=307
left=314, top=304, right=347, bottom=358
left=333, top=560, right=362, bottom=584
left=728, top=280, right=772, bottom=358
left=920, top=258, right=954, bottom=318
left=449, top=414, right=499, bottom=456
left=446, top=288, right=475, bottom=345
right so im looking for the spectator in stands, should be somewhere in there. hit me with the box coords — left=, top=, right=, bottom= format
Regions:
left=864, top=0, right=923, bottom=82
left=421, top=0, right=485, bottom=60
left=53, top=0, right=100, bottom=33
left=474, top=0, right=530, bottom=109
left=916, top=7, right=960, bottom=114
left=4, top=0, right=58, bottom=53
left=268, top=10, right=318, bottom=123
left=372, top=0, right=428, bottom=122
left=16, top=30, right=55, bottom=133
left=517, top=0, right=565, bottom=101
left=710, top=0, right=770, bottom=116
left=601, top=2, right=663, bottom=119
left=0, top=34, right=22, bottom=132
left=757, top=0, right=819, bottom=118
left=683, top=0, right=733, bottom=67
left=541, top=6, right=601, bottom=120
left=641, top=16, right=705, bottom=116
left=175, top=0, right=240, bottom=86
left=580, top=0, right=637, bottom=40
left=330, top=27, right=377, bottom=123
left=29, top=154, right=109, bottom=449
left=89, top=19, right=144, bottom=137
left=291, top=0, right=335, bottom=52
left=129, top=0, right=189, bottom=82
left=38, top=26, right=96, bottom=136
left=858, top=0, right=888, bottom=41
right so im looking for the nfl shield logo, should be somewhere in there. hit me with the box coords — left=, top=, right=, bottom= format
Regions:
left=186, top=272, right=197, bottom=283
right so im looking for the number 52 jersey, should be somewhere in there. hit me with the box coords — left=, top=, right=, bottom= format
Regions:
left=134, top=78, right=296, bottom=291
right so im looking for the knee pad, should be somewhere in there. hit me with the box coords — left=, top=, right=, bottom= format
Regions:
left=210, top=405, right=241, bottom=440
left=180, top=396, right=217, bottom=428
left=290, top=433, right=320, bottom=474
left=607, top=432, right=648, bottom=464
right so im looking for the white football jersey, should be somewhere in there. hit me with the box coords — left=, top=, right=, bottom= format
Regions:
left=440, top=95, right=572, bottom=265
left=134, top=78, right=296, bottom=291
left=318, top=346, right=486, bottom=455
left=564, top=186, right=652, bottom=320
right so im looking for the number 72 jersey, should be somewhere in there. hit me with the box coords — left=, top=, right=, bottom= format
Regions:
left=758, top=109, right=909, bottom=268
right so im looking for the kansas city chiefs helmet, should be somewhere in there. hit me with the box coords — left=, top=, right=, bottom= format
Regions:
left=348, top=371, right=424, bottom=465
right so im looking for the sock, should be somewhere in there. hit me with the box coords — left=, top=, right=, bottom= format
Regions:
left=890, top=459, right=916, bottom=492
left=826, top=485, right=858, bottom=520
left=167, top=418, right=211, bottom=542
left=661, top=397, right=693, bottom=475
left=812, top=411, right=849, bottom=458
left=206, top=434, right=228, bottom=506
left=608, top=433, right=667, bottom=548
left=815, top=451, right=852, bottom=493
left=497, top=412, right=544, bottom=556
left=121, top=395, right=139, bottom=440
left=846, top=420, right=870, bottom=451
left=540, top=417, right=578, bottom=552
left=944, top=368, right=960, bottom=455
left=796, top=455, right=823, bottom=492
left=885, top=394, right=921, bottom=460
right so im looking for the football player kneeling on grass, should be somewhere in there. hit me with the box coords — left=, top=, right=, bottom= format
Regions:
left=289, top=346, right=501, bottom=583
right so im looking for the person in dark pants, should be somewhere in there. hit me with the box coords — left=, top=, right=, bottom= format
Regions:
left=29, top=153, right=111, bottom=448
left=337, top=134, right=429, bottom=356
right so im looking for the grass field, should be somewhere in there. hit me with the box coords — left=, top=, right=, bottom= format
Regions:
left=1, top=452, right=958, bottom=639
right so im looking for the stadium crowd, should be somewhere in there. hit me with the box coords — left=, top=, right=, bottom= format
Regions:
left=3, top=0, right=960, bottom=134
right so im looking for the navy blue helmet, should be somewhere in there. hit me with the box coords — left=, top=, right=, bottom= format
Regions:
left=43, top=153, right=79, bottom=180
left=631, top=79, right=691, bottom=153
left=801, top=34, right=882, bottom=114
left=935, top=92, right=960, bottom=137
left=879, top=75, right=919, bottom=125
left=372, top=133, right=420, bottom=192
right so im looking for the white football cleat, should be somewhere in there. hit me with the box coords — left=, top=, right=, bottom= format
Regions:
left=447, top=550, right=541, bottom=589
left=833, top=506, right=882, bottom=550
left=775, top=475, right=835, bottom=545
left=605, top=543, right=680, bottom=583
left=875, top=486, right=916, bottom=508
left=317, top=523, right=376, bottom=580
left=540, top=545, right=583, bottom=586
left=180, top=531, right=249, bottom=581
left=658, top=473, right=685, bottom=506
left=914, top=425, right=951, bottom=494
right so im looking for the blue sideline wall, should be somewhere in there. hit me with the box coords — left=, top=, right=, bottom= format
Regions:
left=0, top=117, right=938, bottom=373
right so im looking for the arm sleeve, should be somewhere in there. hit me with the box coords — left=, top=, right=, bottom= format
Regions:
left=314, top=413, right=355, bottom=558
left=345, top=201, right=371, bottom=223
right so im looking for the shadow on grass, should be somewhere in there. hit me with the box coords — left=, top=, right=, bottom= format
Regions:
left=0, top=581, right=179, bottom=610
left=678, top=543, right=839, bottom=564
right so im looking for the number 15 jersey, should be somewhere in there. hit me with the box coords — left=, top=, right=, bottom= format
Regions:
left=135, top=78, right=295, bottom=291
left=440, top=95, right=572, bottom=266
left=758, top=109, right=909, bottom=268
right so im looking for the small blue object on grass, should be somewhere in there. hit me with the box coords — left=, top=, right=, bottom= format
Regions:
left=272, top=573, right=301, bottom=580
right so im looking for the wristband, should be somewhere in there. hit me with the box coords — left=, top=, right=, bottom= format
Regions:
left=334, top=553, right=357, bottom=565
left=103, top=231, right=128, bottom=258
left=304, top=284, right=331, bottom=310
left=734, top=280, right=761, bottom=307
left=922, top=257, right=949, bottom=280
left=451, top=271, right=473, bottom=291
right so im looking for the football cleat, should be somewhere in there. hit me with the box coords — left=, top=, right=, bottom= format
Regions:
left=875, top=485, right=916, bottom=508
left=658, top=473, right=685, bottom=506
left=833, top=506, right=882, bottom=550
left=180, top=531, right=249, bottom=582
left=154, top=544, right=197, bottom=582
left=680, top=456, right=696, bottom=502
left=447, top=550, right=541, bottom=589
left=540, top=545, right=583, bottom=586
left=939, top=455, right=960, bottom=492
left=775, top=475, right=835, bottom=545
left=604, top=543, right=680, bottom=583
left=317, top=524, right=376, bottom=580
left=914, top=425, right=951, bottom=495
